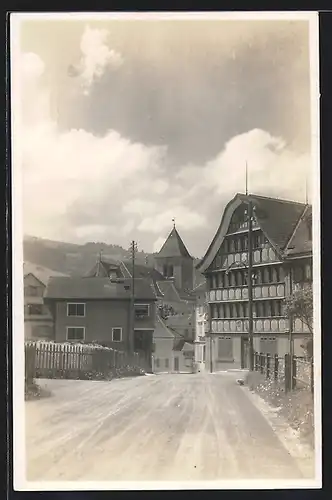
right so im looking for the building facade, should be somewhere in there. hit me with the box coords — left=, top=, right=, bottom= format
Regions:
left=196, top=193, right=312, bottom=371
left=45, top=276, right=157, bottom=370
left=152, top=316, right=194, bottom=374
left=24, top=263, right=68, bottom=340
left=192, top=281, right=208, bottom=371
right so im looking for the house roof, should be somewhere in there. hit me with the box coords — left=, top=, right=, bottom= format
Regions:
left=166, top=313, right=194, bottom=329
left=191, top=281, right=206, bottom=294
left=153, top=316, right=175, bottom=339
left=247, top=194, right=307, bottom=252
left=23, top=262, right=68, bottom=286
left=153, top=315, right=194, bottom=352
left=84, top=258, right=122, bottom=278
left=120, top=262, right=164, bottom=298
left=197, top=193, right=311, bottom=273
left=284, top=205, right=312, bottom=257
left=45, top=277, right=157, bottom=301
left=156, top=280, right=182, bottom=302
left=156, top=227, right=192, bottom=259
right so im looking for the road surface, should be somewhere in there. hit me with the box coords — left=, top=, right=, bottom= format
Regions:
left=25, top=372, right=314, bottom=482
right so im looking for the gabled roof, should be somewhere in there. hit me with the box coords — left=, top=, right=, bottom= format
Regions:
left=153, top=316, right=175, bottom=339
left=120, top=262, right=164, bottom=298
left=156, top=227, right=192, bottom=259
left=249, top=194, right=307, bottom=252
left=45, top=277, right=157, bottom=301
left=191, top=281, right=206, bottom=294
left=156, top=280, right=182, bottom=302
left=166, top=313, right=194, bottom=329
left=197, top=193, right=310, bottom=273
left=23, top=262, right=68, bottom=286
left=85, top=258, right=122, bottom=278
left=284, top=205, right=312, bottom=257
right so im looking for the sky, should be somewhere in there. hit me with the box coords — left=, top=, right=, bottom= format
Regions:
left=15, top=15, right=315, bottom=257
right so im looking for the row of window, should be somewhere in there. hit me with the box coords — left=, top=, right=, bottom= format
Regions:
left=65, top=326, right=123, bottom=342
left=209, top=266, right=285, bottom=289
left=210, top=300, right=284, bottom=319
left=221, top=232, right=269, bottom=255
left=66, top=303, right=150, bottom=318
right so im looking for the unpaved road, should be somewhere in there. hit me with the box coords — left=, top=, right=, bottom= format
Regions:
left=25, top=372, right=314, bottom=481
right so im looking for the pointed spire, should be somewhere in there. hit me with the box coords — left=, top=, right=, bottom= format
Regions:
left=157, top=225, right=192, bottom=259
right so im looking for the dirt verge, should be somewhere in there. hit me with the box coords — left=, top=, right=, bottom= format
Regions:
left=245, top=371, right=314, bottom=448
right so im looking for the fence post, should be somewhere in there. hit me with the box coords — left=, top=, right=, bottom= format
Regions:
left=310, top=356, right=314, bottom=395
left=25, top=343, right=37, bottom=390
left=254, top=352, right=258, bottom=371
left=266, top=353, right=270, bottom=379
left=285, top=353, right=291, bottom=392
left=260, top=353, right=264, bottom=374
left=292, top=356, right=297, bottom=390
left=274, top=354, right=278, bottom=381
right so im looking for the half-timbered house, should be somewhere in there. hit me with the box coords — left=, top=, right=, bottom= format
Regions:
left=196, top=193, right=312, bottom=371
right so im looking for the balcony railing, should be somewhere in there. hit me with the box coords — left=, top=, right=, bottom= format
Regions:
left=209, top=283, right=285, bottom=302
left=211, top=317, right=289, bottom=334
left=212, top=248, right=281, bottom=271
left=210, top=317, right=310, bottom=334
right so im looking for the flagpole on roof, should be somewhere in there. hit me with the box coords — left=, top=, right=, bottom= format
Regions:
left=245, top=160, right=248, bottom=196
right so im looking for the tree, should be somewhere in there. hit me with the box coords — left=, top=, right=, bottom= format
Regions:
left=285, top=284, right=313, bottom=357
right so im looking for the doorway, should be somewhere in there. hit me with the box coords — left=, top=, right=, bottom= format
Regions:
left=241, top=337, right=250, bottom=369
left=174, top=357, right=179, bottom=372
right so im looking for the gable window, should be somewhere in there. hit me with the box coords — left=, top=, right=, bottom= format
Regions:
left=27, top=304, right=43, bottom=315
left=112, top=327, right=122, bottom=342
left=66, top=326, right=85, bottom=341
left=67, top=303, right=85, bottom=317
left=134, top=304, right=150, bottom=319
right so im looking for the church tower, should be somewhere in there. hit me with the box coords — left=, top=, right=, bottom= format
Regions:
left=154, top=220, right=194, bottom=292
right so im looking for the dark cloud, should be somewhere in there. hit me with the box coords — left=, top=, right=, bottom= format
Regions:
left=61, top=20, right=310, bottom=165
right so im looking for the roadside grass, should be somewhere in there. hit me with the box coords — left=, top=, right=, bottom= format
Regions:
left=246, top=371, right=314, bottom=448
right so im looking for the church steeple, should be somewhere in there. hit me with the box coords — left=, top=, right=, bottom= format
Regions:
left=157, top=225, right=192, bottom=259
left=154, top=222, right=194, bottom=291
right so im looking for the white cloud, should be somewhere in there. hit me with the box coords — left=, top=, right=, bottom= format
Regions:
left=203, top=129, right=310, bottom=201
left=78, top=25, right=123, bottom=94
left=18, top=51, right=310, bottom=253
left=153, top=236, right=166, bottom=253
left=19, top=52, right=165, bottom=243
left=138, top=207, right=206, bottom=234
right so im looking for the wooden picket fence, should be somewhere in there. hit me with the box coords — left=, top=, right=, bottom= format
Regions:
left=253, top=351, right=314, bottom=394
left=25, top=341, right=147, bottom=385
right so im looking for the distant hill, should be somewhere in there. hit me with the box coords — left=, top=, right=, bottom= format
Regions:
left=23, top=235, right=205, bottom=285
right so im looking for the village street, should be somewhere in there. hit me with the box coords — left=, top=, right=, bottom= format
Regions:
left=25, top=372, right=314, bottom=482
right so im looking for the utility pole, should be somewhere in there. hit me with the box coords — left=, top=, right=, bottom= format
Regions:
left=210, top=334, right=213, bottom=373
left=247, top=199, right=254, bottom=371
left=129, top=240, right=137, bottom=355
